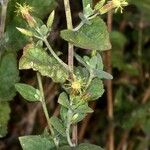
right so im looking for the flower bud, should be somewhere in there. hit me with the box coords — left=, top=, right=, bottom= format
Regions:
left=16, top=3, right=37, bottom=27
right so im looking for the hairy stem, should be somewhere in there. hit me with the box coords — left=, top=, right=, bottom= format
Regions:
left=63, top=0, right=77, bottom=146
left=63, top=0, right=74, bottom=71
left=36, top=72, right=59, bottom=147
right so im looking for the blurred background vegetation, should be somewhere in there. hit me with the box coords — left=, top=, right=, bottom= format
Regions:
left=0, top=0, right=150, bottom=149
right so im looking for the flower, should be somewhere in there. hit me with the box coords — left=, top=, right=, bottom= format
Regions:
left=96, top=0, right=128, bottom=14
left=64, top=75, right=86, bottom=95
left=15, top=3, right=36, bottom=27
left=113, top=0, right=128, bottom=13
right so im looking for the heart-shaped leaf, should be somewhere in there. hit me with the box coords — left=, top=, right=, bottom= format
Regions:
left=61, top=17, right=111, bottom=51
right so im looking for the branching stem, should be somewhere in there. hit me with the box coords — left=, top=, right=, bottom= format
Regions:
left=63, top=0, right=78, bottom=146
left=44, top=38, right=69, bottom=71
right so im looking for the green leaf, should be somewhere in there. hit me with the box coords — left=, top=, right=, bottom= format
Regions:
left=39, top=25, right=49, bottom=36
left=78, top=143, right=104, bottom=150
left=47, top=10, right=55, bottom=29
left=0, top=102, right=11, bottom=138
left=75, top=103, right=93, bottom=114
left=82, top=0, right=93, bottom=9
left=94, top=69, right=113, bottom=80
left=58, top=143, right=104, bottom=150
left=19, top=135, right=55, bottom=150
left=16, top=27, right=33, bottom=37
left=50, top=116, right=66, bottom=137
left=96, top=53, right=103, bottom=70
left=75, top=66, right=89, bottom=81
left=58, top=92, right=69, bottom=108
left=5, top=17, right=29, bottom=51
left=75, top=53, right=112, bottom=79
left=60, top=106, right=68, bottom=122
left=86, top=78, right=104, bottom=101
left=0, top=52, right=19, bottom=101
left=19, top=47, right=68, bottom=83
left=71, top=113, right=86, bottom=124
left=89, top=54, right=101, bottom=69
left=83, top=3, right=94, bottom=18
left=75, top=53, right=89, bottom=68
left=15, top=83, right=41, bottom=102
left=58, top=145, right=71, bottom=150
left=71, top=104, right=93, bottom=124
left=94, top=0, right=105, bottom=10
left=61, top=17, right=111, bottom=51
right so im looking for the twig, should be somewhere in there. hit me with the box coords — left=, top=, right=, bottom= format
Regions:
left=63, top=0, right=77, bottom=146
left=116, top=130, right=129, bottom=150
left=142, top=86, right=150, bottom=104
left=105, top=10, right=114, bottom=150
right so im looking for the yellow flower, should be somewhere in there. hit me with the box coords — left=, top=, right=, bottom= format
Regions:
left=64, top=75, right=86, bottom=95
left=98, top=0, right=128, bottom=14
left=15, top=3, right=36, bottom=27
left=113, top=0, right=128, bottom=13
left=71, top=79, right=82, bottom=92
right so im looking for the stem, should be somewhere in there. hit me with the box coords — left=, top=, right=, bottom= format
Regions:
left=36, top=72, right=59, bottom=147
left=73, top=13, right=98, bottom=31
left=66, top=109, right=75, bottom=147
left=0, top=0, right=8, bottom=38
left=63, top=0, right=74, bottom=72
left=66, top=124, right=73, bottom=146
left=44, top=38, right=69, bottom=71
left=73, top=22, right=84, bottom=31
left=63, top=0, right=77, bottom=145
left=105, top=11, right=114, bottom=150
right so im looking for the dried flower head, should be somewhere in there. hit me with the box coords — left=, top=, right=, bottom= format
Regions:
left=15, top=3, right=36, bottom=27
